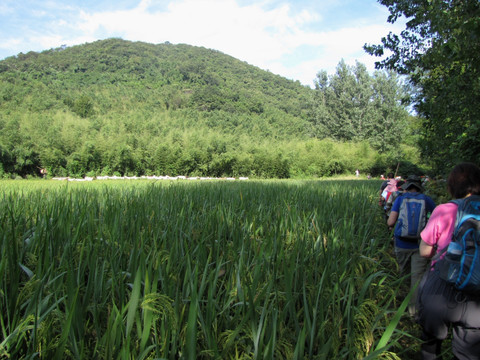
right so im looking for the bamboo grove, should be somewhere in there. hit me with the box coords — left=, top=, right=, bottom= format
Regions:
left=0, top=39, right=422, bottom=179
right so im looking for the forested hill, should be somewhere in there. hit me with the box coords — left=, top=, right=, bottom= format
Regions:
left=0, top=38, right=311, bottom=120
left=0, top=38, right=418, bottom=179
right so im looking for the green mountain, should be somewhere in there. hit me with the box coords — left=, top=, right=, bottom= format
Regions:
left=0, top=38, right=419, bottom=178
left=0, top=38, right=311, bottom=124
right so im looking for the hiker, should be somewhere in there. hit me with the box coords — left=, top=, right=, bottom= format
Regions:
left=379, top=172, right=395, bottom=210
left=37, top=166, right=47, bottom=178
left=382, top=178, right=399, bottom=218
left=417, top=162, right=480, bottom=360
left=387, top=175, right=436, bottom=316
left=385, top=180, right=405, bottom=221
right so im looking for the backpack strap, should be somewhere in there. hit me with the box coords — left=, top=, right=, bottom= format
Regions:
left=450, top=198, right=463, bottom=229
left=432, top=245, right=447, bottom=263
left=431, top=200, right=461, bottom=264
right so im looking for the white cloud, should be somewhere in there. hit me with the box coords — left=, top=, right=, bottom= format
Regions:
left=77, top=0, right=297, bottom=59
left=71, top=0, right=324, bottom=83
left=0, top=0, right=405, bottom=86
left=263, top=20, right=404, bottom=85
left=0, top=38, right=23, bottom=54
left=0, top=3, right=14, bottom=15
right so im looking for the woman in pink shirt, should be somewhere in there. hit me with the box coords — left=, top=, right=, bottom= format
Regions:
left=417, top=162, right=480, bottom=360
left=420, top=202, right=458, bottom=264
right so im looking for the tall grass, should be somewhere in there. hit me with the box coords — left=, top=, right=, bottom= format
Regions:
left=0, top=179, right=405, bottom=359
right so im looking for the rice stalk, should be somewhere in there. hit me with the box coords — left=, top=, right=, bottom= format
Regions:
left=0, top=179, right=409, bottom=359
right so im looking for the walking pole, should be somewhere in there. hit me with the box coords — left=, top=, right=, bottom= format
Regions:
left=394, top=162, right=400, bottom=178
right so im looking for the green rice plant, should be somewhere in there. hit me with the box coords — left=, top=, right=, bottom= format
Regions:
left=0, top=179, right=409, bottom=359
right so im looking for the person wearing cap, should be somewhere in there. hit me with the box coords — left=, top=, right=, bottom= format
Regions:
left=387, top=175, right=436, bottom=316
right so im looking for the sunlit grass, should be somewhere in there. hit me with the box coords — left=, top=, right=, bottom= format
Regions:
left=0, top=179, right=409, bottom=359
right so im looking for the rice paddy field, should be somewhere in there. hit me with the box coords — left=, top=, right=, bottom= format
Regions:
left=0, top=179, right=419, bottom=359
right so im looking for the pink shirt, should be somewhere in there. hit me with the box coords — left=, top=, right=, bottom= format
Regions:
left=420, top=202, right=458, bottom=256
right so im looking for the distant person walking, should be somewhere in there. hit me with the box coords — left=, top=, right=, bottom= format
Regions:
left=38, top=166, right=47, bottom=178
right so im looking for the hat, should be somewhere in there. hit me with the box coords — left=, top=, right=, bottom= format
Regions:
left=400, top=175, right=424, bottom=192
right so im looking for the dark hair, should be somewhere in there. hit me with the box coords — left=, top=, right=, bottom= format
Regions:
left=447, top=162, right=480, bottom=199
left=387, top=172, right=394, bottom=179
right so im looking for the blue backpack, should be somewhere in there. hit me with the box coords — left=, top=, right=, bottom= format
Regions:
left=396, top=193, right=427, bottom=241
left=435, top=195, right=480, bottom=293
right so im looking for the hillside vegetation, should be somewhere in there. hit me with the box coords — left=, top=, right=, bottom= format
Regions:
left=0, top=38, right=421, bottom=178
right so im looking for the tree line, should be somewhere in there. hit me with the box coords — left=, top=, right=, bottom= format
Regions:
left=0, top=38, right=422, bottom=179
left=309, top=60, right=413, bottom=154
left=365, top=0, right=480, bottom=173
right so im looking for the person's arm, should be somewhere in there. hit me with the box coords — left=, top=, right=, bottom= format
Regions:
left=387, top=211, right=398, bottom=227
left=419, top=240, right=435, bottom=258
left=387, top=196, right=402, bottom=227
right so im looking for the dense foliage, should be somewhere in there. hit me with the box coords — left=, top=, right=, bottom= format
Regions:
left=309, top=60, right=410, bottom=153
left=0, top=38, right=421, bottom=178
left=364, top=0, right=480, bottom=173
left=0, top=179, right=414, bottom=359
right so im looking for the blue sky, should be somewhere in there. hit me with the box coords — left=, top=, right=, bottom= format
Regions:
left=0, top=0, right=405, bottom=87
